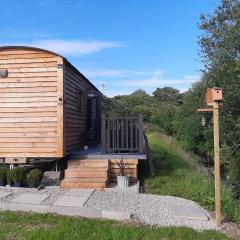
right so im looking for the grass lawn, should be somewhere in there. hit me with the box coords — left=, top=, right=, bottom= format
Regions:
left=0, top=211, right=228, bottom=240
left=142, top=131, right=240, bottom=223
left=0, top=131, right=234, bottom=240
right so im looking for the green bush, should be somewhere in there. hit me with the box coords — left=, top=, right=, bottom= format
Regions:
left=27, top=169, right=43, bottom=188
left=0, top=167, right=8, bottom=185
left=9, top=167, right=25, bottom=186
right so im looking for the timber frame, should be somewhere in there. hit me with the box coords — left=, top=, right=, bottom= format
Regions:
left=0, top=46, right=101, bottom=163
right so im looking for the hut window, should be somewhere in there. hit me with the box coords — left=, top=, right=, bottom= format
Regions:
left=0, top=69, right=8, bottom=78
left=77, top=89, right=84, bottom=110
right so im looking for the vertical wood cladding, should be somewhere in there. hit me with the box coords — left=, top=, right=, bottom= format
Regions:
left=63, top=62, right=93, bottom=154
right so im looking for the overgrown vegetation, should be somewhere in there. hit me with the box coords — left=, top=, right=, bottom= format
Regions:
left=0, top=211, right=228, bottom=240
left=26, top=169, right=43, bottom=188
left=103, top=0, right=240, bottom=199
left=143, top=131, right=240, bottom=223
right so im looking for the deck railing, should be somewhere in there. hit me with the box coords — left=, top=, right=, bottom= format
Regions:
left=101, top=115, right=144, bottom=154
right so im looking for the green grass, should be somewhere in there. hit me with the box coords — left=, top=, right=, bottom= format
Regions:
left=142, top=131, right=240, bottom=223
left=0, top=211, right=228, bottom=240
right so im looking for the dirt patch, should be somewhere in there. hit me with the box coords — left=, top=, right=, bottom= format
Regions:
left=221, top=222, right=240, bottom=240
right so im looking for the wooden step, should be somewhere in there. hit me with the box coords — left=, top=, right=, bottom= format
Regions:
left=68, top=166, right=108, bottom=171
left=62, top=177, right=107, bottom=183
left=68, top=160, right=109, bottom=168
left=61, top=181, right=107, bottom=189
left=65, top=170, right=108, bottom=178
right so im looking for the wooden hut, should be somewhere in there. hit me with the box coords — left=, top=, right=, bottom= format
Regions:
left=0, top=46, right=102, bottom=164
left=0, top=46, right=148, bottom=189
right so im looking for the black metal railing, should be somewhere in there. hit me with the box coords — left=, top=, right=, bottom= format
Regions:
left=101, top=115, right=144, bottom=154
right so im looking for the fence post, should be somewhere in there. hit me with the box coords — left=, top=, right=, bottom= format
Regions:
left=138, top=114, right=144, bottom=153
left=101, top=114, right=106, bottom=153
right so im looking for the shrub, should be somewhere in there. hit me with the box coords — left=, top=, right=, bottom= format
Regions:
left=9, top=167, right=25, bottom=186
left=27, top=169, right=43, bottom=188
left=0, top=167, right=8, bottom=185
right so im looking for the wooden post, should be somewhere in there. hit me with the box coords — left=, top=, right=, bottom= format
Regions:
left=138, top=114, right=144, bottom=153
left=197, top=87, right=223, bottom=226
left=213, top=101, right=221, bottom=225
left=101, top=114, right=106, bottom=153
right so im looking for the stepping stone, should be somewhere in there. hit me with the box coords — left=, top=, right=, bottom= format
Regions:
left=66, top=189, right=95, bottom=197
left=0, top=191, right=12, bottom=199
left=11, top=194, right=49, bottom=205
left=54, top=196, right=89, bottom=207
left=171, top=206, right=209, bottom=221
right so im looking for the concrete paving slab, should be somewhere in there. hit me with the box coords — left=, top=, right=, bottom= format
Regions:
left=52, top=206, right=102, bottom=218
left=102, top=210, right=132, bottom=220
left=171, top=206, right=209, bottom=221
left=0, top=191, right=12, bottom=199
left=53, top=196, right=89, bottom=207
left=2, top=202, right=50, bottom=213
left=11, top=194, right=49, bottom=205
left=66, top=189, right=95, bottom=197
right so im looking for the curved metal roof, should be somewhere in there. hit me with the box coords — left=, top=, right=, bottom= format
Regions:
left=0, top=45, right=65, bottom=59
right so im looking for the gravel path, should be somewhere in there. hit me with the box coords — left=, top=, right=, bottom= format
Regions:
left=85, top=189, right=217, bottom=231
left=0, top=186, right=68, bottom=206
left=0, top=186, right=217, bottom=230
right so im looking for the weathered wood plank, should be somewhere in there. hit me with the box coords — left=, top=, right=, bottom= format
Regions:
left=0, top=62, right=57, bottom=69
left=0, top=53, right=55, bottom=60
left=0, top=122, right=57, bottom=128
left=0, top=112, right=56, bottom=117
left=0, top=102, right=57, bottom=108
left=0, top=153, right=57, bottom=157
left=0, top=82, right=57, bottom=88
left=0, top=77, right=57, bottom=83
left=0, top=57, right=59, bottom=64
left=6, top=67, right=57, bottom=73
left=0, top=92, right=58, bottom=98
left=0, top=87, right=57, bottom=93
left=7, top=72, right=57, bottom=78
left=0, top=138, right=56, bottom=143
left=0, top=142, right=56, bottom=148
left=0, top=132, right=57, bottom=137
left=0, top=107, right=57, bottom=113
left=0, top=127, right=55, bottom=132
left=0, top=117, right=57, bottom=122
left=0, top=49, right=53, bottom=55
left=0, top=97, right=57, bottom=103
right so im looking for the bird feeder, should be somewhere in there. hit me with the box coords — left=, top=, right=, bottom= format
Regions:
left=205, top=87, right=223, bottom=106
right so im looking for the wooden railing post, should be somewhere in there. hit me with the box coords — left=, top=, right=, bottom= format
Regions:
left=138, top=114, right=144, bottom=153
left=101, top=114, right=106, bottom=153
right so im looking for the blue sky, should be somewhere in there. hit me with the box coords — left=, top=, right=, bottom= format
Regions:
left=0, top=0, right=220, bottom=97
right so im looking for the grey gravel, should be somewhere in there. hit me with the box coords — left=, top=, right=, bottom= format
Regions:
left=0, top=186, right=68, bottom=206
left=0, top=186, right=217, bottom=231
left=85, top=190, right=217, bottom=231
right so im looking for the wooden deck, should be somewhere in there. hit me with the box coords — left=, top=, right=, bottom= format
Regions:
left=70, top=146, right=147, bottom=160
left=61, top=146, right=145, bottom=189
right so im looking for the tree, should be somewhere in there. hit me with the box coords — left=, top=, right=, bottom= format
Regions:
left=153, top=87, right=183, bottom=105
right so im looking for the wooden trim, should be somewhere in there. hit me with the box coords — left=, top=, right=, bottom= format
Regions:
left=56, top=57, right=64, bottom=157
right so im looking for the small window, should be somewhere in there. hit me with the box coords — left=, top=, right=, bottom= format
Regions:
left=0, top=69, right=8, bottom=78
left=77, top=88, right=84, bottom=110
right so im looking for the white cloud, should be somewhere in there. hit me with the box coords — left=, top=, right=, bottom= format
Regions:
left=2, top=39, right=124, bottom=57
left=110, top=69, right=199, bottom=88
left=82, top=69, right=149, bottom=78
left=92, top=69, right=200, bottom=97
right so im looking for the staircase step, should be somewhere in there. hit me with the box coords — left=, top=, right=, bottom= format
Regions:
left=61, top=181, right=107, bottom=189
left=65, top=170, right=108, bottom=178
left=68, top=167, right=108, bottom=171
left=62, top=177, right=107, bottom=183
left=68, top=160, right=109, bottom=168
